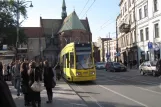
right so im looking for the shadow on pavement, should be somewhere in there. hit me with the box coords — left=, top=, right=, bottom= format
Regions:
left=13, top=95, right=145, bottom=107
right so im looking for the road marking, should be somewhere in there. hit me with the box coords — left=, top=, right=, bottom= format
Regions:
left=136, top=86, right=161, bottom=95
left=98, top=78, right=161, bottom=95
left=76, top=85, right=104, bottom=107
left=98, top=74, right=160, bottom=85
left=99, top=85, right=148, bottom=107
left=70, top=103, right=88, bottom=106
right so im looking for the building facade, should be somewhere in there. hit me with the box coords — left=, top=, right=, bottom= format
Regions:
left=104, top=39, right=117, bottom=62
left=97, top=37, right=112, bottom=62
left=21, top=27, right=46, bottom=61
left=117, top=0, right=138, bottom=65
left=136, top=0, right=161, bottom=62
left=117, top=0, right=161, bottom=65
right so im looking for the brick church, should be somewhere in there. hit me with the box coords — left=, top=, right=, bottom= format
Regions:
left=22, top=0, right=94, bottom=64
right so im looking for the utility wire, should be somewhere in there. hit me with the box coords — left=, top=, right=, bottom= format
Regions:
left=79, top=0, right=89, bottom=16
left=94, top=19, right=112, bottom=31
left=81, top=0, right=96, bottom=18
left=96, top=20, right=116, bottom=32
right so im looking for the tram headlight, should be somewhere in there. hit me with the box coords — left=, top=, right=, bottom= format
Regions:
left=76, top=72, right=81, bottom=76
left=90, top=71, right=95, bottom=75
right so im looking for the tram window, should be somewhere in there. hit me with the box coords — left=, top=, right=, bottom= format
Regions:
left=63, top=55, right=66, bottom=68
left=66, top=53, right=69, bottom=68
left=70, top=53, right=74, bottom=68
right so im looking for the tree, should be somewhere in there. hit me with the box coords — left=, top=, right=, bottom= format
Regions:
left=0, top=0, right=28, bottom=47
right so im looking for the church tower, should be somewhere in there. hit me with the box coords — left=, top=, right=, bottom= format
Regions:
left=61, top=0, right=67, bottom=20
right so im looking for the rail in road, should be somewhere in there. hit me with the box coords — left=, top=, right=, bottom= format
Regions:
left=67, top=69, right=161, bottom=107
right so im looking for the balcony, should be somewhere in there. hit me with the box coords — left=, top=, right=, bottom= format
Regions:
left=119, top=23, right=130, bottom=33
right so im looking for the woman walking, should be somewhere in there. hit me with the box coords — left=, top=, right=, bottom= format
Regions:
left=43, top=61, right=54, bottom=103
left=28, top=61, right=41, bottom=107
left=0, top=62, right=3, bottom=78
left=0, top=74, right=17, bottom=107
left=20, top=62, right=30, bottom=106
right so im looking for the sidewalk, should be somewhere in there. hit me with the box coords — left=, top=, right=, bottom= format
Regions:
left=9, top=80, right=87, bottom=107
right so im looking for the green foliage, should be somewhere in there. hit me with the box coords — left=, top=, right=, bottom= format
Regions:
left=0, top=0, right=28, bottom=46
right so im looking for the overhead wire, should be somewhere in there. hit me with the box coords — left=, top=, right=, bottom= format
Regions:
left=81, top=0, right=96, bottom=19
left=96, top=20, right=116, bottom=32
left=79, top=0, right=90, bottom=17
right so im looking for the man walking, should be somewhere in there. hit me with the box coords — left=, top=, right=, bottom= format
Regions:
left=13, top=59, right=21, bottom=97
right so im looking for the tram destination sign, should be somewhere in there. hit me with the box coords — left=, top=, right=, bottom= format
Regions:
left=75, top=43, right=91, bottom=52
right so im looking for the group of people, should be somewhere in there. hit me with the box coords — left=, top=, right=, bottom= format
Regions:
left=0, top=58, right=61, bottom=107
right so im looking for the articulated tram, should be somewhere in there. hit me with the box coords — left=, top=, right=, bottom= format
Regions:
left=59, top=42, right=96, bottom=82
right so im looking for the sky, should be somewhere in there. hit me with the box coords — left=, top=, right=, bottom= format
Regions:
left=21, top=0, right=120, bottom=42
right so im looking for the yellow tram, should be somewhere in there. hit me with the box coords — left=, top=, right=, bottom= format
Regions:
left=59, top=42, right=96, bottom=82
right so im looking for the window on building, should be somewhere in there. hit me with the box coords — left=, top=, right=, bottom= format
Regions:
left=129, top=0, right=131, bottom=7
left=139, top=8, right=142, bottom=20
left=154, top=0, right=158, bottom=12
left=131, top=33, right=133, bottom=43
left=134, top=30, right=136, bottom=42
left=125, top=2, right=127, bottom=12
left=145, top=27, right=149, bottom=40
left=132, top=0, right=134, bottom=4
left=144, top=5, right=148, bottom=17
left=140, top=29, right=144, bottom=41
left=130, top=13, right=132, bottom=23
left=133, top=11, right=135, bottom=22
left=154, top=23, right=159, bottom=38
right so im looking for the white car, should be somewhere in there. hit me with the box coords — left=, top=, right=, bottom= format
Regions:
left=95, top=62, right=106, bottom=69
left=139, top=61, right=161, bottom=76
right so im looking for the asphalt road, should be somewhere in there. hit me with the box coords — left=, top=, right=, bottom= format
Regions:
left=68, top=69, right=161, bottom=107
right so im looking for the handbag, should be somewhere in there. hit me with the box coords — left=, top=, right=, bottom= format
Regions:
left=52, top=79, right=56, bottom=88
left=31, top=69, right=43, bottom=92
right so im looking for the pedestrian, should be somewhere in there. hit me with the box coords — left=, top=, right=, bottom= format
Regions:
left=13, top=60, right=21, bottom=96
left=7, top=63, right=11, bottom=81
left=28, top=61, right=41, bottom=107
left=20, top=62, right=31, bottom=106
left=43, top=60, right=54, bottom=103
left=0, top=74, right=17, bottom=107
left=156, top=59, right=161, bottom=77
left=55, top=64, right=61, bottom=81
left=129, top=60, right=132, bottom=69
left=0, top=62, right=3, bottom=78
left=3, top=64, right=8, bottom=81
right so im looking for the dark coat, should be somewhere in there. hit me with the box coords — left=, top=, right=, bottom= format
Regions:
left=21, top=69, right=29, bottom=94
left=0, top=77, right=17, bottom=107
left=43, top=67, right=54, bottom=88
left=28, top=67, right=41, bottom=102
left=156, top=59, right=161, bottom=72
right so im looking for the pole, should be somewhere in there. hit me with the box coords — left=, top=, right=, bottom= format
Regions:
left=116, top=20, right=119, bottom=62
left=109, top=32, right=111, bottom=61
left=106, top=36, right=108, bottom=62
left=16, top=0, right=20, bottom=59
left=134, top=0, right=138, bottom=67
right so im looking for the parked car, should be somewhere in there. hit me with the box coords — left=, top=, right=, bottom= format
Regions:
left=139, top=61, right=161, bottom=76
left=106, top=62, right=127, bottom=72
left=95, top=62, right=106, bottom=69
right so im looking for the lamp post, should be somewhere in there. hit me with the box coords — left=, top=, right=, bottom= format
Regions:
left=116, top=21, right=119, bottom=62
left=126, top=47, right=130, bottom=67
left=16, top=0, right=33, bottom=58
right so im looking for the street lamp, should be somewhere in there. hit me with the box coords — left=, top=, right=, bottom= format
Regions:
left=16, top=0, right=33, bottom=48
left=16, top=0, right=33, bottom=58
left=126, top=47, right=130, bottom=66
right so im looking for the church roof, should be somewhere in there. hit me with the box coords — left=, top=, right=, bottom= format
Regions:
left=59, top=11, right=86, bottom=33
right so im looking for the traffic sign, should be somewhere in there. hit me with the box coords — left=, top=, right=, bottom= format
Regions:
left=106, top=53, right=110, bottom=58
left=115, top=52, right=120, bottom=56
left=148, top=42, right=153, bottom=49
